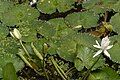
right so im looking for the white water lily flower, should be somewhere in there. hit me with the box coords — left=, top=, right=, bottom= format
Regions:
left=93, top=36, right=113, bottom=59
left=10, top=28, right=22, bottom=40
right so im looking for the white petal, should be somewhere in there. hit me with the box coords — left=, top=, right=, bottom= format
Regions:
left=102, top=36, right=109, bottom=43
left=96, top=40, right=100, bottom=46
left=106, top=45, right=113, bottom=50
left=101, top=36, right=110, bottom=47
left=104, top=50, right=111, bottom=59
left=101, top=41, right=110, bottom=49
left=93, top=45, right=101, bottom=49
left=93, top=50, right=102, bottom=58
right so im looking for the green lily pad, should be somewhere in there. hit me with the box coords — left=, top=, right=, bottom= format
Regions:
left=74, top=45, right=104, bottom=71
left=74, top=33, right=100, bottom=50
left=3, top=63, right=18, bottom=80
left=83, top=0, right=118, bottom=14
left=2, top=2, right=39, bottom=25
left=54, top=0, right=74, bottom=12
left=111, top=13, right=120, bottom=33
left=0, top=38, right=24, bottom=78
left=88, top=66, right=120, bottom=80
left=48, top=18, right=70, bottom=39
left=37, top=0, right=74, bottom=13
left=0, top=1, right=13, bottom=14
left=109, top=36, right=120, bottom=63
left=0, top=24, right=9, bottom=39
left=65, top=11, right=98, bottom=28
left=57, top=37, right=77, bottom=62
left=112, top=0, right=120, bottom=12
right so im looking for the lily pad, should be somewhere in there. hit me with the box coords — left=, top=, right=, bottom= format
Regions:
left=0, top=24, right=9, bottom=39
left=74, top=33, right=100, bottom=50
left=3, top=63, right=18, bottom=80
left=37, top=0, right=74, bottom=13
left=109, top=36, right=120, bottom=63
left=65, top=11, right=98, bottom=28
left=112, top=0, right=120, bottom=12
left=0, top=38, right=24, bottom=78
left=111, top=13, right=120, bottom=33
left=2, top=2, right=39, bottom=25
left=57, top=37, right=77, bottom=62
left=83, top=0, right=118, bottom=14
left=88, top=66, right=120, bottom=80
left=74, top=45, right=104, bottom=71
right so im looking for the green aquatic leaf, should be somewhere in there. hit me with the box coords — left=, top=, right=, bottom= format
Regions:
left=20, top=25, right=37, bottom=42
left=48, top=18, right=69, bottom=39
left=36, top=21, right=56, bottom=39
left=47, top=40, right=59, bottom=55
left=0, top=24, right=9, bottom=39
left=1, top=0, right=120, bottom=79
left=54, top=0, right=74, bottom=12
left=65, top=11, right=98, bottom=28
left=88, top=66, right=120, bottom=80
left=112, top=0, right=120, bottom=12
left=2, top=2, right=39, bottom=25
left=3, top=63, right=18, bottom=80
left=0, top=38, right=24, bottom=78
left=109, top=36, right=120, bottom=63
left=53, top=27, right=77, bottom=62
left=37, top=0, right=74, bottom=13
left=57, top=37, right=77, bottom=62
left=74, top=33, right=100, bottom=50
left=74, top=45, right=104, bottom=71
left=46, top=18, right=74, bottom=55
left=111, top=13, right=120, bottom=33
left=110, top=13, right=120, bottom=63
left=45, top=21, right=99, bottom=62
left=83, top=0, right=118, bottom=14
left=18, top=19, right=56, bottom=42
left=0, top=1, right=14, bottom=14
left=37, top=0, right=57, bottom=13
left=48, top=18, right=68, bottom=29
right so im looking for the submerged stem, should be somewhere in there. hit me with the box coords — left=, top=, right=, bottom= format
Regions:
left=51, top=57, right=68, bottom=80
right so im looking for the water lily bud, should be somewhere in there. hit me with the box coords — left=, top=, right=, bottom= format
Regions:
left=10, top=28, right=22, bottom=40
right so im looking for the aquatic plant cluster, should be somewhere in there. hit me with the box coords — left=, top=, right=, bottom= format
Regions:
left=0, top=0, right=120, bottom=79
